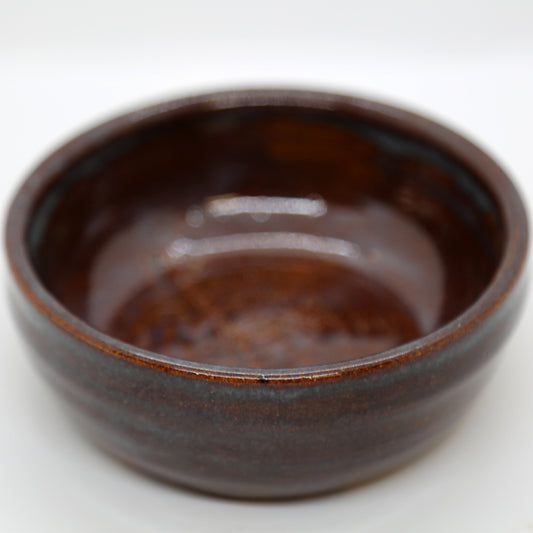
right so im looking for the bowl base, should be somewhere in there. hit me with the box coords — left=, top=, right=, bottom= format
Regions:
left=106, top=250, right=423, bottom=368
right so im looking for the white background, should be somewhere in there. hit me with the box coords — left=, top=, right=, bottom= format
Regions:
left=1, top=1, right=532, bottom=531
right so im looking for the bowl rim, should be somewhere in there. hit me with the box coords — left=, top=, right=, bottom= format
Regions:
left=5, top=88, right=529, bottom=382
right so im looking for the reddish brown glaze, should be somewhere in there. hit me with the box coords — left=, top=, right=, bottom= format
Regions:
left=108, top=253, right=425, bottom=368
left=5, top=90, right=528, bottom=498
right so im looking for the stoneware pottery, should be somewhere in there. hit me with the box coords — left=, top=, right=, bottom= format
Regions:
left=5, top=89, right=528, bottom=498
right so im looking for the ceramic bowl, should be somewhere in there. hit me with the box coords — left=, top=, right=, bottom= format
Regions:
left=6, top=90, right=528, bottom=498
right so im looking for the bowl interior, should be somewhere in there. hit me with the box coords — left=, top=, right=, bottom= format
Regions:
left=27, top=102, right=505, bottom=368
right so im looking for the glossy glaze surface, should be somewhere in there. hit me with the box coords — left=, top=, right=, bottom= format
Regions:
left=6, top=90, right=528, bottom=498
left=30, top=106, right=501, bottom=368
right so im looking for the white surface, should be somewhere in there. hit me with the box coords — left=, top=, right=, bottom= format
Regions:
left=1, top=1, right=532, bottom=531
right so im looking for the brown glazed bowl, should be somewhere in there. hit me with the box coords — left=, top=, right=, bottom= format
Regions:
left=6, top=90, right=528, bottom=499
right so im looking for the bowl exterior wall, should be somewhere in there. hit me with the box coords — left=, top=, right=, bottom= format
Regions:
left=10, top=274, right=525, bottom=498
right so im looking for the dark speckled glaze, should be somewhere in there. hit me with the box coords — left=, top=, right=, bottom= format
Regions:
left=5, top=90, right=528, bottom=498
